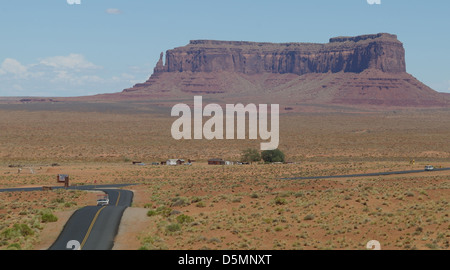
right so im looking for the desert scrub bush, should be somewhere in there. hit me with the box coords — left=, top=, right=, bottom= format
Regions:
left=40, top=210, right=58, bottom=223
left=190, top=196, right=203, bottom=203
left=273, top=197, right=288, bottom=205
left=139, top=235, right=166, bottom=250
left=64, top=201, right=77, bottom=208
left=143, top=203, right=153, bottom=208
left=231, top=196, right=242, bottom=203
left=176, top=214, right=194, bottom=224
left=147, top=206, right=173, bottom=218
left=196, top=201, right=206, bottom=208
left=170, top=197, right=189, bottom=207
left=6, top=243, right=21, bottom=250
left=166, top=223, right=181, bottom=233
left=0, top=224, right=34, bottom=241
left=303, top=214, right=315, bottom=221
left=51, top=197, right=65, bottom=204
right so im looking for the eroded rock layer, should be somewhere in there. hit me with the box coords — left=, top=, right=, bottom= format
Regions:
left=118, top=33, right=448, bottom=108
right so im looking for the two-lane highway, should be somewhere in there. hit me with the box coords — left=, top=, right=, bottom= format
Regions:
left=48, top=189, right=134, bottom=250
left=0, top=184, right=135, bottom=250
left=282, top=167, right=450, bottom=180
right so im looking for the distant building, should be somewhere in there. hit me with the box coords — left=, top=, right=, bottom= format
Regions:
left=166, top=159, right=185, bottom=166
left=208, top=159, right=234, bottom=165
left=208, top=158, right=225, bottom=165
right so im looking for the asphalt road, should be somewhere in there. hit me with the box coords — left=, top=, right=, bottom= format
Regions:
left=0, top=183, right=135, bottom=193
left=48, top=189, right=134, bottom=250
left=2, top=166, right=448, bottom=250
left=0, top=184, right=135, bottom=250
left=282, top=167, right=450, bottom=180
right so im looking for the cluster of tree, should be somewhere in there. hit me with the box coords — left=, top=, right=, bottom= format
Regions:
left=240, top=148, right=285, bottom=164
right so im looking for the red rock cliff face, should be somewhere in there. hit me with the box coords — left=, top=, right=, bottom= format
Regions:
left=156, top=33, right=405, bottom=75
left=119, top=33, right=449, bottom=108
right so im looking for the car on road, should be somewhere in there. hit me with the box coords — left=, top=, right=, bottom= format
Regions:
left=97, top=194, right=109, bottom=206
left=97, top=198, right=109, bottom=206
left=425, top=165, right=434, bottom=171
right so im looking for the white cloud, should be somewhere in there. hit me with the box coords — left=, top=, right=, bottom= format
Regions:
left=0, top=58, right=28, bottom=77
left=0, top=54, right=150, bottom=97
left=39, top=54, right=100, bottom=71
left=49, top=70, right=104, bottom=85
left=367, top=0, right=381, bottom=4
left=106, top=8, right=122, bottom=15
left=67, top=0, right=81, bottom=5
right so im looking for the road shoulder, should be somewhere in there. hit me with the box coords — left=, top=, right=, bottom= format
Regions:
left=35, top=210, right=76, bottom=250
left=113, top=207, right=150, bottom=250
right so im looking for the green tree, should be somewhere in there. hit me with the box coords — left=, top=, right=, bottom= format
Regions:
left=261, top=149, right=285, bottom=163
left=240, top=148, right=261, bottom=163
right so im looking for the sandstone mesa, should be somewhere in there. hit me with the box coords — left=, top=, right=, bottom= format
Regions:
left=59, top=33, right=450, bottom=108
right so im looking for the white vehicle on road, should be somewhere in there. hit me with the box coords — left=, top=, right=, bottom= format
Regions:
left=97, top=194, right=110, bottom=206
left=425, top=165, right=434, bottom=171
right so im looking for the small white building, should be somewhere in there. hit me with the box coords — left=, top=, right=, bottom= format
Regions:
left=166, top=159, right=185, bottom=166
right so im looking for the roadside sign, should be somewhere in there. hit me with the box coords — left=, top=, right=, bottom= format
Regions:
left=57, top=174, right=70, bottom=188
left=57, top=174, right=69, bottom=183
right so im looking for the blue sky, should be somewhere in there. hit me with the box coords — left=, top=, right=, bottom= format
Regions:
left=0, top=0, right=449, bottom=97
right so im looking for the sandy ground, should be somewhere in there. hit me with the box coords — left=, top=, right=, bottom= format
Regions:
left=113, top=208, right=150, bottom=250
left=1, top=108, right=449, bottom=250
left=35, top=210, right=76, bottom=250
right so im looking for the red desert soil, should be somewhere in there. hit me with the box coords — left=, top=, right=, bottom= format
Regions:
left=0, top=103, right=448, bottom=250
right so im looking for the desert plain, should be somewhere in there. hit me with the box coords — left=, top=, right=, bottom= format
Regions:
left=0, top=101, right=448, bottom=250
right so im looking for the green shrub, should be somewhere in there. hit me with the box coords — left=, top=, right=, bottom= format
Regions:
left=274, top=197, right=287, bottom=205
left=1, top=224, right=34, bottom=240
left=190, top=196, right=202, bottom=203
left=143, top=203, right=153, bottom=209
left=6, top=243, right=21, bottom=250
left=40, top=211, right=58, bottom=223
left=170, top=197, right=189, bottom=207
left=261, top=149, right=285, bottom=163
left=176, top=214, right=194, bottom=224
left=240, top=148, right=261, bottom=163
left=196, top=201, right=206, bottom=208
left=52, top=197, right=65, bottom=204
left=147, top=206, right=173, bottom=217
left=64, top=202, right=75, bottom=208
left=166, top=223, right=181, bottom=232
left=156, top=206, right=173, bottom=217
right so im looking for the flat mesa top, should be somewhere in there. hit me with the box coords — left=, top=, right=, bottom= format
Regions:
left=184, top=33, right=401, bottom=51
